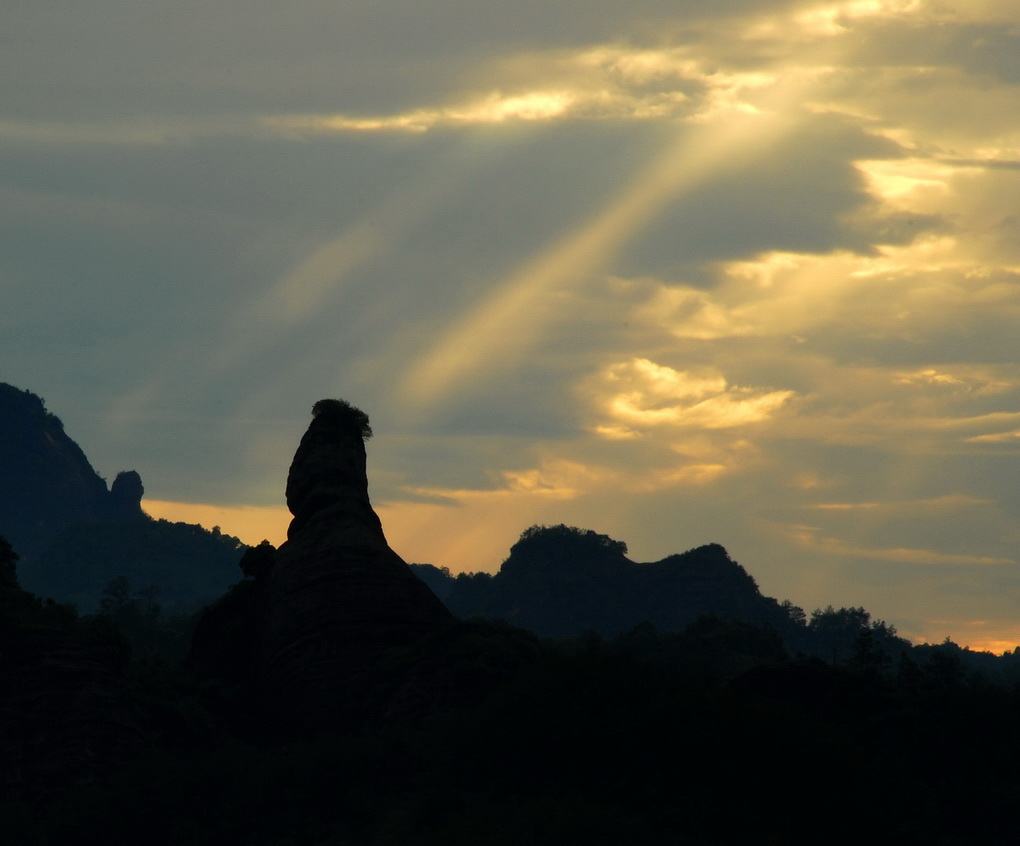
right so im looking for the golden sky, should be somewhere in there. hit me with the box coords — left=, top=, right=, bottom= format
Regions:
left=5, top=0, right=1020, bottom=649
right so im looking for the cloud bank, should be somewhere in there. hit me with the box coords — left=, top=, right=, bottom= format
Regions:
left=4, top=0, right=1020, bottom=648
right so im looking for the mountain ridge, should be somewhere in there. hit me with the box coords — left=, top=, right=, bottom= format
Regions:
left=415, top=526, right=793, bottom=639
left=5, top=393, right=1020, bottom=844
left=0, top=382, right=245, bottom=611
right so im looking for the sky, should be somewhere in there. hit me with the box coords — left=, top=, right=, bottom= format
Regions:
left=4, top=0, right=1020, bottom=650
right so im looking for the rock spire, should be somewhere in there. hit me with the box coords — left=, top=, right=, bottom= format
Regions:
left=258, top=399, right=451, bottom=725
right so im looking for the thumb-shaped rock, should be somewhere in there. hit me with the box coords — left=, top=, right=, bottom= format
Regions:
left=260, top=400, right=451, bottom=726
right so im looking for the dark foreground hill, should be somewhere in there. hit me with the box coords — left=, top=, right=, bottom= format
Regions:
left=0, top=537, right=147, bottom=803
left=0, top=383, right=245, bottom=611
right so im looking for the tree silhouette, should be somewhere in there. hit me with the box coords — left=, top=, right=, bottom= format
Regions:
left=239, top=539, right=276, bottom=580
left=311, top=398, right=372, bottom=439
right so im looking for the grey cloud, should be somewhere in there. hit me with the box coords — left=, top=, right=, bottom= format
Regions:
left=1, top=0, right=776, bottom=122
left=850, top=20, right=1020, bottom=84
left=617, top=114, right=913, bottom=278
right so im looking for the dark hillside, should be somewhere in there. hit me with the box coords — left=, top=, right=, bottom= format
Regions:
left=412, top=527, right=918, bottom=668
left=0, top=384, right=111, bottom=559
left=0, top=383, right=246, bottom=611
left=31, top=517, right=245, bottom=613
left=0, top=537, right=146, bottom=802
left=418, top=525, right=794, bottom=639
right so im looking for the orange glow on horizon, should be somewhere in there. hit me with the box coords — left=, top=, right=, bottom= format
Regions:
left=141, top=497, right=517, bottom=574
left=143, top=497, right=1020, bottom=654
left=963, top=639, right=1020, bottom=656
left=143, top=491, right=559, bottom=575
left=143, top=499, right=290, bottom=548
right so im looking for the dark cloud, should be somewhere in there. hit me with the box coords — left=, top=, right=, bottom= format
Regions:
left=618, top=114, right=912, bottom=276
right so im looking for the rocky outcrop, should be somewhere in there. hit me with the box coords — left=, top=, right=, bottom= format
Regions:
left=0, top=384, right=244, bottom=611
left=257, top=400, right=452, bottom=727
left=0, top=384, right=147, bottom=555
left=109, top=470, right=145, bottom=520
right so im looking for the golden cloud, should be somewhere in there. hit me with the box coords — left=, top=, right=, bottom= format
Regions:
left=632, top=232, right=1020, bottom=346
left=894, top=368, right=1015, bottom=394
left=264, top=33, right=821, bottom=139
left=785, top=524, right=1016, bottom=566
left=591, top=358, right=795, bottom=433
left=965, top=429, right=1020, bottom=445
left=503, top=459, right=614, bottom=498
left=404, top=457, right=618, bottom=504
left=807, top=494, right=992, bottom=511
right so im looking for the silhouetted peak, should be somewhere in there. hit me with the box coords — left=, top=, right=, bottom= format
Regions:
left=0, top=381, right=50, bottom=417
left=284, top=398, right=380, bottom=541
left=254, top=399, right=452, bottom=728
left=0, top=383, right=111, bottom=558
left=501, top=524, right=630, bottom=577
left=0, top=383, right=69, bottom=454
left=656, top=542, right=728, bottom=563
left=110, top=470, right=145, bottom=519
left=653, top=542, right=759, bottom=582
left=654, top=543, right=752, bottom=578
left=443, top=531, right=783, bottom=639
left=0, top=384, right=244, bottom=608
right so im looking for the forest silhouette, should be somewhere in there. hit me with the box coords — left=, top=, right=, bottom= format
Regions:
left=3, top=385, right=1020, bottom=844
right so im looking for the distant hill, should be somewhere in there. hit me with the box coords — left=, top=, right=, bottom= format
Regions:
left=413, top=524, right=795, bottom=639
left=0, top=383, right=245, bottom=611
left=30, top=516, right=246, bottom=613
left=411, top=524, right=917, bottom=664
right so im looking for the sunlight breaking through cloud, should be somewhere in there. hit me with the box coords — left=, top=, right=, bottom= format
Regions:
left=399, top=79, right=810, bottom=406
left=591, top=358, right=795, bottom=434
left=268, top=91, right=585, bottom=134
left=265, top=43, right=798, bottom=137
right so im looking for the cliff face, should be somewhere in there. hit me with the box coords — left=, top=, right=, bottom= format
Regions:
left=257, top=400, right=451, bottom=726
left=0, top=384, right=113, bottom=559
left=109, top=470, right=145, bottom=520
left=0, top=384, right=246, bottom=611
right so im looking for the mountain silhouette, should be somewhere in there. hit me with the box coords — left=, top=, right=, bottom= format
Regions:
left=261, top=398, right=452, bottom=723
left=190, top=399, right=456, bottom=731
left=0, top=383, right=244, bottom=611
left=7, top=396, right=1020, bottom=844
left=0, top=383, right=114, bottom=559
left=414, top=524, right=794, bottom=639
